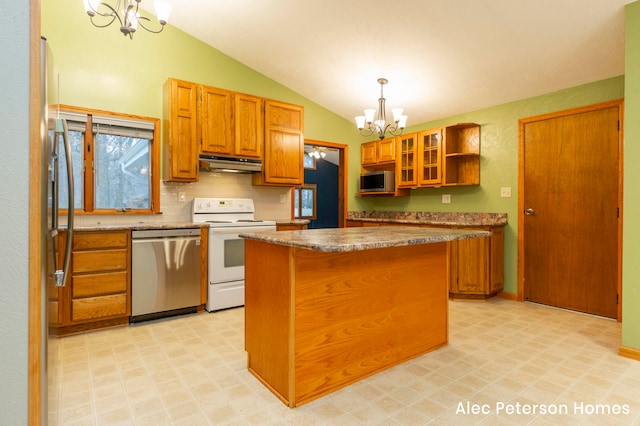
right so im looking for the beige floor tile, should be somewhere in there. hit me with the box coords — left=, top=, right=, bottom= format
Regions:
left=48, top=299, right=640, bottom=425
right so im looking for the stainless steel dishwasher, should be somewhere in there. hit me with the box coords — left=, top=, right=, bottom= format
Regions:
left=131, top=228, right=202, bottom=323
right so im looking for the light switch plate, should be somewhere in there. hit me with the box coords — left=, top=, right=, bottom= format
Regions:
left=500, top=187, right=512, bottom=198
left=442, top=194, right=451, bottom=204
left=178, top=191, right=186, bottom=202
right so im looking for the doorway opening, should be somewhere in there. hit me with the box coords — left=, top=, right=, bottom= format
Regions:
left=302, top=140, right=348, bottom=228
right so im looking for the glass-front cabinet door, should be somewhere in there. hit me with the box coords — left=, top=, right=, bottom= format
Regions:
left=418, top=129, right=442, bottom=186
left=397, top=133, right=417, bottom=187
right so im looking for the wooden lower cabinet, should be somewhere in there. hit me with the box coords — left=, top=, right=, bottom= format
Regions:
left=448, top=226, right=504, bottom=299
left=52, top=230, right=131, bottom=335
left=346, top=220, right=504, bottom=299
left=276, top=223, right=308, bottom=231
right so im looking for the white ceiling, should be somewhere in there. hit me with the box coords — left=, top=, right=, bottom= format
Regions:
left=158, top=0, right=630, bottom=126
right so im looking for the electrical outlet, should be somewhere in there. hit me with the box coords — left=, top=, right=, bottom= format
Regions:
left=500, top=187, right=512, bottom=198
left=280, top=194, right=288, bottom=204
left=177, top=191, right=186, bottom=202
left=442, top=194, right=451, bottom=204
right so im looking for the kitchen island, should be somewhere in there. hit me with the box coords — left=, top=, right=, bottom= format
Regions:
left=240, top=226, right=490, bottom=407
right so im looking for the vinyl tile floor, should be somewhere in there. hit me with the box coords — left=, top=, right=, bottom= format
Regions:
left=48, top=298, right=640, bottom=425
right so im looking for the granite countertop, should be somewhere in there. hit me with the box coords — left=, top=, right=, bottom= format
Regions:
left=240, top=226, right=490, bottom=253
left=347, top=211, right=507, bottom=227
left=69, top=222, right=206, bottom=231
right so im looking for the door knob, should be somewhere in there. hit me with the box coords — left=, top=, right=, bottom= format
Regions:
left=525, top=208, right=535, bottom=216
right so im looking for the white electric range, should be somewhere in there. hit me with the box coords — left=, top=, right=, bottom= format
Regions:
left=192, top=198, right=276, bottom=311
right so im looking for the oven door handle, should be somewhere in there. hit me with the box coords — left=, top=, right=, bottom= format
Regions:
left=209, top=226, right=276, bottom=234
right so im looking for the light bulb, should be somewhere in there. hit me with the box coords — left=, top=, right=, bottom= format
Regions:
left=83, top=0, right=101, bottom=15
left=155, top=0, right=171, bottom=24
left=364, top=109, right=375, bottom=123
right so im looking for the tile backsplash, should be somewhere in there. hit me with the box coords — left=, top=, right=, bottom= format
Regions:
left=72, top=172, right=292, bottom=227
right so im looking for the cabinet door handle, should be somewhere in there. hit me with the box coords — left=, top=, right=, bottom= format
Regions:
left=525, top=208, right=535, bottom=216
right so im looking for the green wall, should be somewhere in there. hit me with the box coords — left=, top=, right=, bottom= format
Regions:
left=623, top=2, right=640, bottom=351
left=43, top=0, right=640, bottom=351
left=355, top=77, right=625, bottom=296
left=41, top=0, right=356, bottom=145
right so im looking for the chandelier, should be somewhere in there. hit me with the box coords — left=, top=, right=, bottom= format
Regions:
left=308, top=147, right=327, bottom=159
left=83, top=0, right=172, bottom=39
left=355, top=78, right=408, bottom=140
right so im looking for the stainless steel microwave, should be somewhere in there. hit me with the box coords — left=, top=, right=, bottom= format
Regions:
left=360, top=170, right=395, bottom=192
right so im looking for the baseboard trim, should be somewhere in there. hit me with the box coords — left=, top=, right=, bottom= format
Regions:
left=498, top=291, right=518, bottom=301
left=619, top=346, right=640, bottom=361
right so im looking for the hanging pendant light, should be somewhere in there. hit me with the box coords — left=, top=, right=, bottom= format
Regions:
left=83, top=0, right=172, bottom=39
left=355, top=78, right=408, bottom=140
left=307, top=147, right=327, bottom=159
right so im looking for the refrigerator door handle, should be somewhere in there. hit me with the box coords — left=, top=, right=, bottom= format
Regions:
left=54, top=118, right=74, bottom=288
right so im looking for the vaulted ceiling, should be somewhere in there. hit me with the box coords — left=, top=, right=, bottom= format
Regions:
left=161, top=0, right=630, bottom=126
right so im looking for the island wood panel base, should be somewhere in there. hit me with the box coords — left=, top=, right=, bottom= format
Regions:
left=244, top=240, right=448, bottom=408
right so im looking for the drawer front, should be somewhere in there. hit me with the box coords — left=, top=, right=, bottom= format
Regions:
left=73, top=231, right=129, bottom=250
left=71, top=294, right=128, bottom=322
left=73, top=249, right=128, bottom=273
left=73, top=271, right=128, bottom=298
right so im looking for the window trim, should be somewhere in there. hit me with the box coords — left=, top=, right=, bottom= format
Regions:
left=293, top=184, right=317, bottom=220
left=54, top=104, right=161, bottom=214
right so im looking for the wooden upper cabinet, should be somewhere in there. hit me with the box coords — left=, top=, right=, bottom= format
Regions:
left=417, top=128, right=443, bottom=186
left=234, top=93, right=263, bottom=158
left=164, top=78, right=304, bottom=185
left=377, top=138, right=396, bottom=163
left=361, top=138, right=395, bottom=166
left=163, top=78, right=199, bottom=182
left=200, top=87, right=263, bottom=159
left=200, top=85, right=233, bottom=155
left=397, top=133, right=418, bottom=187
left=254, top=100, right=304, bottom=186
left=443, top=123, right=480, bottom=186
left=361, top=141, right=377, bottom=165
left=397, top=125, right=479, bottom=189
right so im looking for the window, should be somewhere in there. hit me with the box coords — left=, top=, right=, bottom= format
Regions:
left=303, top=153, right=316, bottom=169
left=293, top=185, right=316, bottom=219
left=52, top=105, right=160, bottom=214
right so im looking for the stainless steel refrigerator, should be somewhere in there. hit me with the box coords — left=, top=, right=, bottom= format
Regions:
left=40, top=36, right=75, bottom=425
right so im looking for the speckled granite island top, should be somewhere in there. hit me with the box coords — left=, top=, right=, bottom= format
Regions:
left=240, top=226, right=490, bottom=253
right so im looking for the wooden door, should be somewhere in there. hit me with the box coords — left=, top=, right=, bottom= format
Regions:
left=520, top=101, right=621, bottom=318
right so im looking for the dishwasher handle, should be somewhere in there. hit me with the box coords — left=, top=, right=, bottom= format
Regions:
left=132, top=236, right=201, bottom=245
left=132, top=228, right=201, bottom=239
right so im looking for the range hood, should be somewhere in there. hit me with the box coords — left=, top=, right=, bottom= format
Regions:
left=199, top=154, right=262, bottom=173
